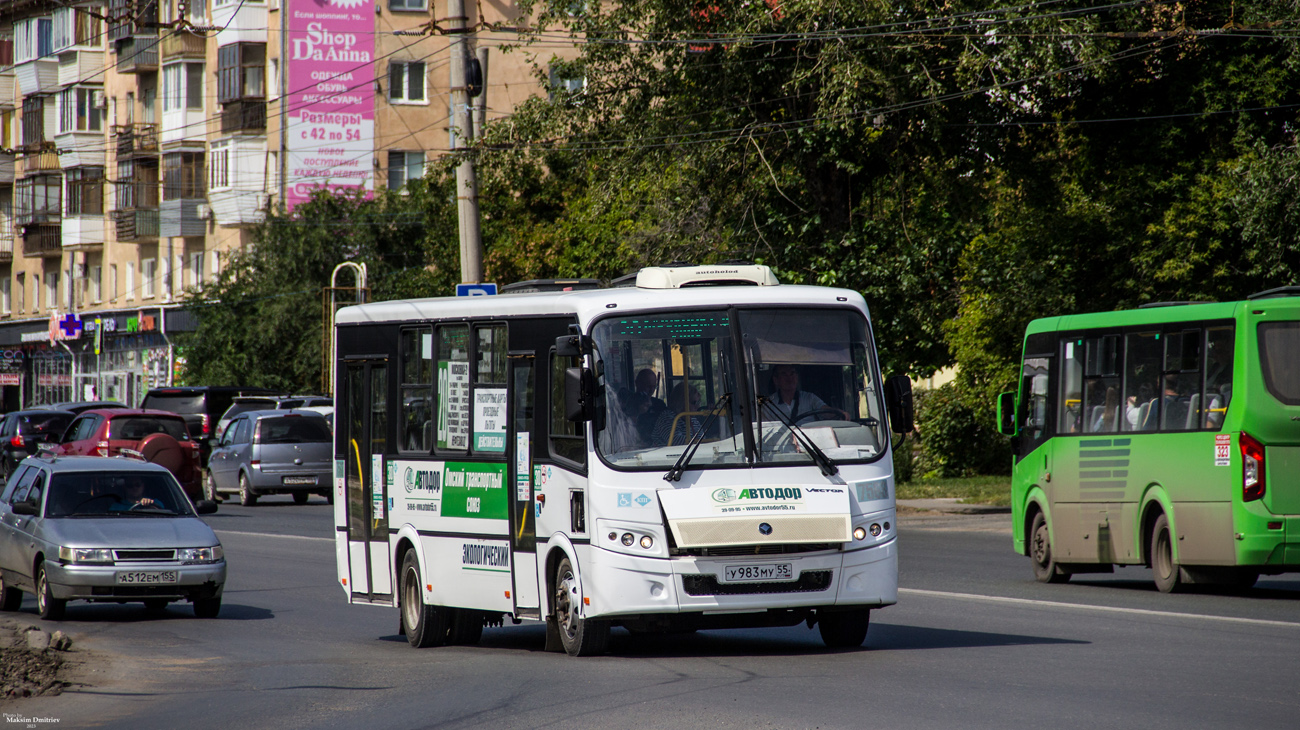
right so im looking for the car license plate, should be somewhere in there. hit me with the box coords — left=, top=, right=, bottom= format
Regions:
left=722, top=563, right=794, bottom=583
left=116, top=571, right=178, bottom=585
left=282, top=476, right=318, bottom=485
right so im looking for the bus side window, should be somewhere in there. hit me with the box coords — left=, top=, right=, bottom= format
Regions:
left=1161, top=329, right=1202, bottom=431
left=1083, top=335, right=1121, bottom=433
left=550, top=351, right=586, bottom=466
left=400, top=327, right=433, bottom=453
left=1203, top=326, right=1233, bottom=429
left=1123, top=332, right=1161, bottom=432
left=1058, top=339, right=1084, bottom=434
left=436, top=324, right=471, bottom=452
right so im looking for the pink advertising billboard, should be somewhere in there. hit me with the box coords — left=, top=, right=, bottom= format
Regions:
left=285, top=0, right=375, bottom=209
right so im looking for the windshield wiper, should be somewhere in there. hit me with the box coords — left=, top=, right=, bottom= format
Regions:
left=757, top=396, right=839, bottom=477
left=664, top=393, right=732, bottom=483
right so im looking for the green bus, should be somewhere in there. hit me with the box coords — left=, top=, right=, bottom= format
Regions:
left=997, top=287, right=1300, bottom=592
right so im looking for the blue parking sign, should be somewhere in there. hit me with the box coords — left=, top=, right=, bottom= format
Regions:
left=456, top=283, right=498, bottom=297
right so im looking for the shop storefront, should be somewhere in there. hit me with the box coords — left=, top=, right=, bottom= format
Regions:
left=0, top=306, right=197, bottom=408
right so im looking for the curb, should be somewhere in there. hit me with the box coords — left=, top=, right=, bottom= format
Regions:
left=897, top=498, right=1011, bottom=515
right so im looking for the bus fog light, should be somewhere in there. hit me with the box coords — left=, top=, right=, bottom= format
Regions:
left=853, top=527, right=867, bottom=541
left=621, top=533, right=635, bottom=546
left=608, top=532, right=617, bottom=541
left=869, top=523, right=882, bottom=537
left=883, top=521, right=890, bottom=531
left=639, top=535, right=654, bottom=549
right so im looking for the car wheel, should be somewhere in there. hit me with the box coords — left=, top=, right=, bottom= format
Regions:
left=36, top=563, right=66, bottom=621
left=293, top=491, right=309, bottom=505
left=818, top=609, right=870, bottom=649
left=204, top=471, right=221, bottom=503
left=554, top=557, right=608, bottom=656
left=239, top=473, right=258, bottom=506
left=193, top=597, right=221, bottom=618
left=0, top=571, right=23, bottom=612
left=1151, top=513, right=1183, bottom=593
left=144, top=599, right=169, bottom=612
left=401, top=551, right=448, bottom=648
left=1030, top=511, right=1070, bottom=584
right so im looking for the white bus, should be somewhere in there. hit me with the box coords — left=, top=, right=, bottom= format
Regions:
left=331, top=265, right=911, bottom=655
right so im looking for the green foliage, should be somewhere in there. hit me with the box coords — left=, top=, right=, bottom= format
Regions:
left=914, top=383, right=1012, bottom=479
left=895, top=475, right=1011, bottom=507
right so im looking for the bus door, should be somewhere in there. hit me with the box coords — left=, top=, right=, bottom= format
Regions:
left=343, top=359, right=393, bottom=604
left=508, top=352, right=541, bottom=617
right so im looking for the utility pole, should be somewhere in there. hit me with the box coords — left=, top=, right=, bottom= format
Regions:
left=447, top=0, right=483, bottom=283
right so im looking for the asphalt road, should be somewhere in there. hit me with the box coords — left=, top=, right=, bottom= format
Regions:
left=8, top=497, right=1300, bottom=729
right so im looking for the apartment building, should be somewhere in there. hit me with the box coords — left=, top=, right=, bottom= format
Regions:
left=0, top=0, right=564, bottom=409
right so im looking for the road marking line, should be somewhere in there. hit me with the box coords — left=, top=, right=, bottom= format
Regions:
left=214, top=530, right=333, bottom=543
left=899, top=588, right=1300, bottom=629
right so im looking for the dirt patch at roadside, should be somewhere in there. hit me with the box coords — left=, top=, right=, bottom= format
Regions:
left=0, top=622, right=75, bottom=700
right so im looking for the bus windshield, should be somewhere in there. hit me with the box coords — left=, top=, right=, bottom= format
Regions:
left=592, top=307, right=886, bottom=470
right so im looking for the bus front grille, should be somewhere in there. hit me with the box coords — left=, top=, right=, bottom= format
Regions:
left=670, top=514, right=851, bottom=548
left=672, top=543, right=835, bottom=557
left=680, top=570, right=833, bottom=596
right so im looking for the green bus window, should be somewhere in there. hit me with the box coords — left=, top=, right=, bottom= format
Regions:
left=1160, top=329, right=1203, bottom=431
left=1257, top=322, right=1300, bottom=405
left=1019, top=357, right=1050, bottom=456
left=1204, top=327, right=1233, bottom=428
left=1123, top=332, right=1161, bottom=432
left=1083, top=335, right=1121, bottom=433
left=400, top=327, right=433, bottom=452
left=1058, top=339, right=1084, bottom=434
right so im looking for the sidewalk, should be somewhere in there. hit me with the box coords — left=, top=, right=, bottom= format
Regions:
left=896, top=498, right=1010, bottom=515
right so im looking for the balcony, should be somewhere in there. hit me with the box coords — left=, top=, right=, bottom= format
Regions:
left=115, top=124, right=160, bottom=157
left=58, top=50, right=106, bottom=87
left=115, top=209, right=160, bottom=242
left=62, top=215, right=105, bottom=251
left=22, top=225, right=62, bottom=258
left=17, top=145, right=61, bottom=175
left=0, top=153, right=13, bottom=184
left=0, top=69, right=13, bottom=109
left=116, top=37, right=160, bottom=74
left=0, top=225, right=12, bottom=262
left=221, top=101, right=267, bottom=134
left=14, top=58, right=59, bottom=97
left=160, top=199, right=207, bottom=238
left=161, top=32, right=206, bottom=60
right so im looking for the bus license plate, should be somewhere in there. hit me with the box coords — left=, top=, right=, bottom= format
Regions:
left=283, top=476, right=318, bottom=485
left=723, top=563, right=794, bottom=583
left=116, top=571, right=178, bottom=585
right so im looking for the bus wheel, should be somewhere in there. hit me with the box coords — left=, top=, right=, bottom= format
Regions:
left=401, top=551, right=448, bottom=648
left=447, top=609, right=484, bottom=645
left=1030, top=512, right=1069, bottom=584
left=818, top=609, right=870, bottom=649
left=1151, top=514, right=1183, bottom=593
left=554, top=557, right=609, bottom=657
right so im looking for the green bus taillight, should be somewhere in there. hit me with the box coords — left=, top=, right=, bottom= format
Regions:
left=1240, top=431, right=1265, bottom=502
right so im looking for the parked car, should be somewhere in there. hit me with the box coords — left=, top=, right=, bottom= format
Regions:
left=140, top=387, right=281, bottom=467
left=55, top=409, right=204, bottom=500
left=32, top=401, right=130, bottom=415
left=0, top=410, right=76, bottom=480
left=208, top=410, right=333, bottom=506
left=0, top=456, right=224, bottom=619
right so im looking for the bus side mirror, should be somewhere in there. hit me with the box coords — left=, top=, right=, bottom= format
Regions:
left=884, top=375, right=914, bottom=434
left=565, top=367, right=595, bottom=422
left=997, top=391, right=1017, bottom=436
left=556, top=335, right=591, bottom=358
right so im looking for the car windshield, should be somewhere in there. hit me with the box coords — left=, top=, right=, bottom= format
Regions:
left=592, top=307, right=886, bottom=470
left=108, top=417, right=190, bottom=441
left=224, top=401, right=276, bottom=422
left=257, top=416, right=331, bottom=443
left=20, top=414, right=73, bottom=437
left=739, top=309, right=886, bottom=465
left=44, top=472, right=194, bottom=517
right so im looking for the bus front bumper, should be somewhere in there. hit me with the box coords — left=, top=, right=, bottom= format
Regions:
left=582, top=539, right=897, bottom=619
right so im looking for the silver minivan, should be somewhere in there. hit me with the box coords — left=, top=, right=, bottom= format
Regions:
left=206, top=410, right=332, bottom=506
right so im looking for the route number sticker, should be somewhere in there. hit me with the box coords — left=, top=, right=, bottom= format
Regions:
left=1214, top=434, right=1231, bottom=466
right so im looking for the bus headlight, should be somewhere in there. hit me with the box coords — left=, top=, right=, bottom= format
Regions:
left=621, top=533, right=635, bottom=546
left=639, top=535, right=654, bottom=549
left=853, top=527, right=867, bottom=541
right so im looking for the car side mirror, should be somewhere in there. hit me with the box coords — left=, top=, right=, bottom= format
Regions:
left=194, top=499, right=218, bottom=515
left=565, top=367, right=595, bottom=422
left=12, top=500, right=38, bottom=516
left=884, top=375, right=914, bottom=434
left=997, top=391, right=1018, bottom=436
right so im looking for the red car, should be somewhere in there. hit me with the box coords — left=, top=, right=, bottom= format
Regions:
left=55, top=409, right=204, bottom=499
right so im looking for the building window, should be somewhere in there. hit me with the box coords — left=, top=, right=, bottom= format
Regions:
left=15, top=274, right=24, bottom=313
left=15, top=18, right=54, bottom=63
left=218, top=43, right=266, bottom=102
left=189, top=252, right=204, bottom=287
left=388, top=61, right=426, bottom=103
left=163, top=63, right=205, bottom=111
left=0, top=276, right=9, bottom=315
left=14, top=175, right=61, bottom=225
left=387, top=151, right=424, bottom=190
left=21, top=96, right=46, bottom=147
left=53, top=7, right=102, bottom=52
left=548, top=65, right=586, bottom=102
left=58, top=88, right=103, bottom=133
left=163, top=151, right=206, bottom=199
left=110, top=264, right=118, bottom=302
left=66, top=167, right=104, bottom=216
left=142, top=258, right=156, bottom=299
left=390, top=0, right=427, bottom=10
left=33, top=274, right=40, bottom=312
left=46, top=271, right=59, bottom=311
left=125, top=262, right=135, bottom=301
left=210, top=141, right=230, bottom=189
left=116, top=159, right=159, bottom=210
left=90, top=265, right=102, bottom=304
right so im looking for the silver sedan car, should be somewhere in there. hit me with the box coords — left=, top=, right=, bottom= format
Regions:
left=0, top=456, right=225, bottom=619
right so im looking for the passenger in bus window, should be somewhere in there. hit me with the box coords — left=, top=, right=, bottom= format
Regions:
left=651, top=382, right=703, bottom=446
left=1091, top=386, right=1119, bottom=433
left=635, top=369, right=667, bottom=415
